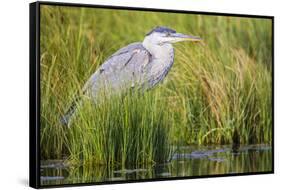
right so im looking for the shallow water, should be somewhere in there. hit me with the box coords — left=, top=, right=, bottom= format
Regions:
left=40, top=144, right=272, bottom=186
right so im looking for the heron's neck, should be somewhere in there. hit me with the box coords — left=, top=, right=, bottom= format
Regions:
left=142, top=40, right=173, bottom=60
left=142, top=40, right=174, bottom=83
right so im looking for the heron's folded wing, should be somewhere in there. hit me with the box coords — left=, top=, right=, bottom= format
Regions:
left=84, top=42, right=151, bottom=93
left=107, top=42, right=146, bottom=58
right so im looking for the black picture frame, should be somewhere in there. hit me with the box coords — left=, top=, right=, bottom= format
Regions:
left=30, top=1, right=274, bottom=189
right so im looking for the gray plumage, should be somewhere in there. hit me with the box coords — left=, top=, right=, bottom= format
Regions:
left=61, top=26, right=201, bottom=126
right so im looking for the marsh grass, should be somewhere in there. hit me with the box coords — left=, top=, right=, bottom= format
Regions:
left=40, top=6, right=272, bottom=166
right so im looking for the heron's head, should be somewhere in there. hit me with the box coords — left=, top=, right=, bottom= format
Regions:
left=143, top=26, right=201, bottom=45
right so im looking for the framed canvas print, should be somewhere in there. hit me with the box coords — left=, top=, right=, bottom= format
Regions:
left=29, top=1, right=274, bottom=188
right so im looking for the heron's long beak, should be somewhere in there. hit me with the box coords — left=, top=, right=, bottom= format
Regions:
left=172, top=33, right=202, bottom=42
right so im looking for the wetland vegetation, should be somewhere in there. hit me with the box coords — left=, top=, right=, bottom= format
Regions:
left=39, top=5, right=273, bottom=185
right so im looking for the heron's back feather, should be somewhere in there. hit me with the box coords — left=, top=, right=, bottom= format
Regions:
left=83, top=42, right=152, bottom=98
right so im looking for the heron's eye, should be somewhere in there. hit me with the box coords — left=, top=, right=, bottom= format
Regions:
left=166, top=33, right=171, bottom=37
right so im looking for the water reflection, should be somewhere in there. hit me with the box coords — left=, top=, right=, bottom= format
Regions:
left=41, top=144, right=272, bottom=186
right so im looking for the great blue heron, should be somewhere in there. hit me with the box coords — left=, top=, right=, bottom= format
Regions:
left=61, top=26, right=201, bottom=126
